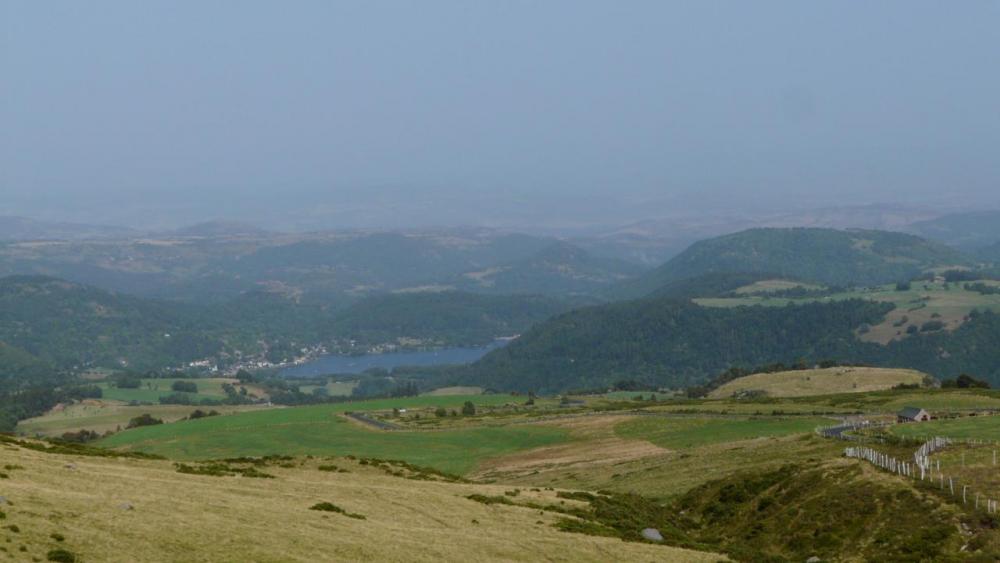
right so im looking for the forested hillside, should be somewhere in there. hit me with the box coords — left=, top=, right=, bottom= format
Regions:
left=327, top=291, right=583, bottom=347
left=465, top=298, right=1000, bottom=393
left=0, top=276, right=572, bottom=373
left=613, top=228, right=969, bottom=299
left=466, top=299, right=892, bottom=393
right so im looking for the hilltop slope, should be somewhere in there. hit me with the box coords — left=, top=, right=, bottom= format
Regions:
left=455, top=241, right=644, bottom=296
left=905, top=210, right=1000, bottom=250
left=465, top=296, right=1000, bottom=392
left=613, top=228, right=969, bottom=299
left=707, top=367, right=928, bottom=399
left=0, top=438, right=721, bottom=562
left=0, top=276, right=574, bottom=372
left=465, top=298, right=892, bottom=393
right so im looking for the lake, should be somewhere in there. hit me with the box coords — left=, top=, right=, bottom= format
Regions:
left=279, top=342, right=505, bottom=378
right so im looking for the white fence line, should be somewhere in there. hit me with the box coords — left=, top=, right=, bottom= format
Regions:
left=842, top=435, right=999, bottom=514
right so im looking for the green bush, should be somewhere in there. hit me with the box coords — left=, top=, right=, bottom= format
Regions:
left=309, top=502, right=366, bottom=519
left=171, top=380, right=198, bottom=393
left=126, top=413, right=163, bottom=428
left=47, top=549, right=76, bottom=562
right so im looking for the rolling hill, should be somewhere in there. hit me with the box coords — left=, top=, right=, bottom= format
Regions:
left=0, top=276, right=574, bottom=373
left=328, top=291, right=584, bottom=347
left=2, top=436, right=720, bottom=562
left=464, top=298, right=893, bottom=393
left=463, top=294, right=1000, bottom=393
left=612, top=228, right=970, bottom=299
left=455, top=241, right=643, bottom=296
left=0, top=229, right=639, bottom=303
left=706, top=367, right=929, bottom=399
left=904, top=210, right=1000, bottom=251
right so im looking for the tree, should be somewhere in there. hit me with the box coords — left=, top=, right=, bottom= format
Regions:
left=171, top=380, right=198, bottom=393
left=434, top=407, right=447, bottom=418
left=126, top=413, right=163, bottom=428
left=462, top=401, right=476, bottom=416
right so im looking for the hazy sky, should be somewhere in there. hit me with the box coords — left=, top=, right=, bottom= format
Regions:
left=2, top=1, right=999, bottom=230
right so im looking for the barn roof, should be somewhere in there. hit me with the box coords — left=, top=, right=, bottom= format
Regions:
left=898, top=406, right=926, bottom=418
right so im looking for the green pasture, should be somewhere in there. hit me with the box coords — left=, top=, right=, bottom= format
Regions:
left=96, top=394, right=560, bottom=474
left=891, top=415, right=1000, bottom=442
left=97, top=378, right=238, bottom=403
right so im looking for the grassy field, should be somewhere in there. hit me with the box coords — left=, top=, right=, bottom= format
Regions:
left=97, top=394, right=566, bottom=474
left=613, top=416, right=830, bottom=449
left=733, top=279, right=824, bottom=294
left=96, top=377, right=261, bottom=403
left=707, top=367, right=927, bottom=399
left=425, top=386, right=485, bottom=396
left=695, top=280, right=1000, bottom=344
left=891, top=414, right=1000, bottom=442
left=16, top=400, right=272, bottom=436
left=1, top=439, right=724, bottom=562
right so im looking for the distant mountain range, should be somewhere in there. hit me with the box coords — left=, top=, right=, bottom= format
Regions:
left=0, top=229, right=644, bottom=303
left=903, top=211, right=1000, bottom=251
left=0, top=216, right=137, bottom=241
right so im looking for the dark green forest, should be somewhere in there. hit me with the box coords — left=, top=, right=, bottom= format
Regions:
left=463, top=297, right=1000, bottom=393
left=0, top=276, right=573, bottom=372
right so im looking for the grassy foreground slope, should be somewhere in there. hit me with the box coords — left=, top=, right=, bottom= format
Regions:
left=97, top=395, right=567, bottom=474
left=0, top=440, right=722, bottom=563
left=707, top=367, right=927, bottom=399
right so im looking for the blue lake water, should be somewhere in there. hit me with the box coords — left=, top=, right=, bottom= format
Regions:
left=279, top=341, right=505, bottom=378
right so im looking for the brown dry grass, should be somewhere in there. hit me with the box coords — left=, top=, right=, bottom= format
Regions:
left=0, top=440, right=724, bottom=562
left=708, top=367, right=927, bottom=399
left=472, top=415, right=667, bottom=481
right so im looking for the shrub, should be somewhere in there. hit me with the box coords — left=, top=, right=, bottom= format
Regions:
left=462, top=401, right=476, bottom=416
left=309, top=502, right=366, bottom=519
left=920, top=320, right=945, bottom=332
left=59, top=429, right=100, bottom=443
left=126, top=413, right=163, bottom=428
left=434, top=407, right=447, bottom=418
left=112, top=375, right=142, bottom=389
left=171, top=380, right=198, bottom=393
left=47, top=549, right=76, bottom=563
left=158, top=393, right=193, bottom=405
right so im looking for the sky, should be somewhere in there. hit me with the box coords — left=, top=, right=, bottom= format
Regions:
left=2, top=1, right=999, bottom=232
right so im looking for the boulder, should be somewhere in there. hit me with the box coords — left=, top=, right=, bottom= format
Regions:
left=641, top=528, right=663, bottom=542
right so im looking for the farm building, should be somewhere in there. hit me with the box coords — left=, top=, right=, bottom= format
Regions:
left=897, top=407, right=930, bottom=423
